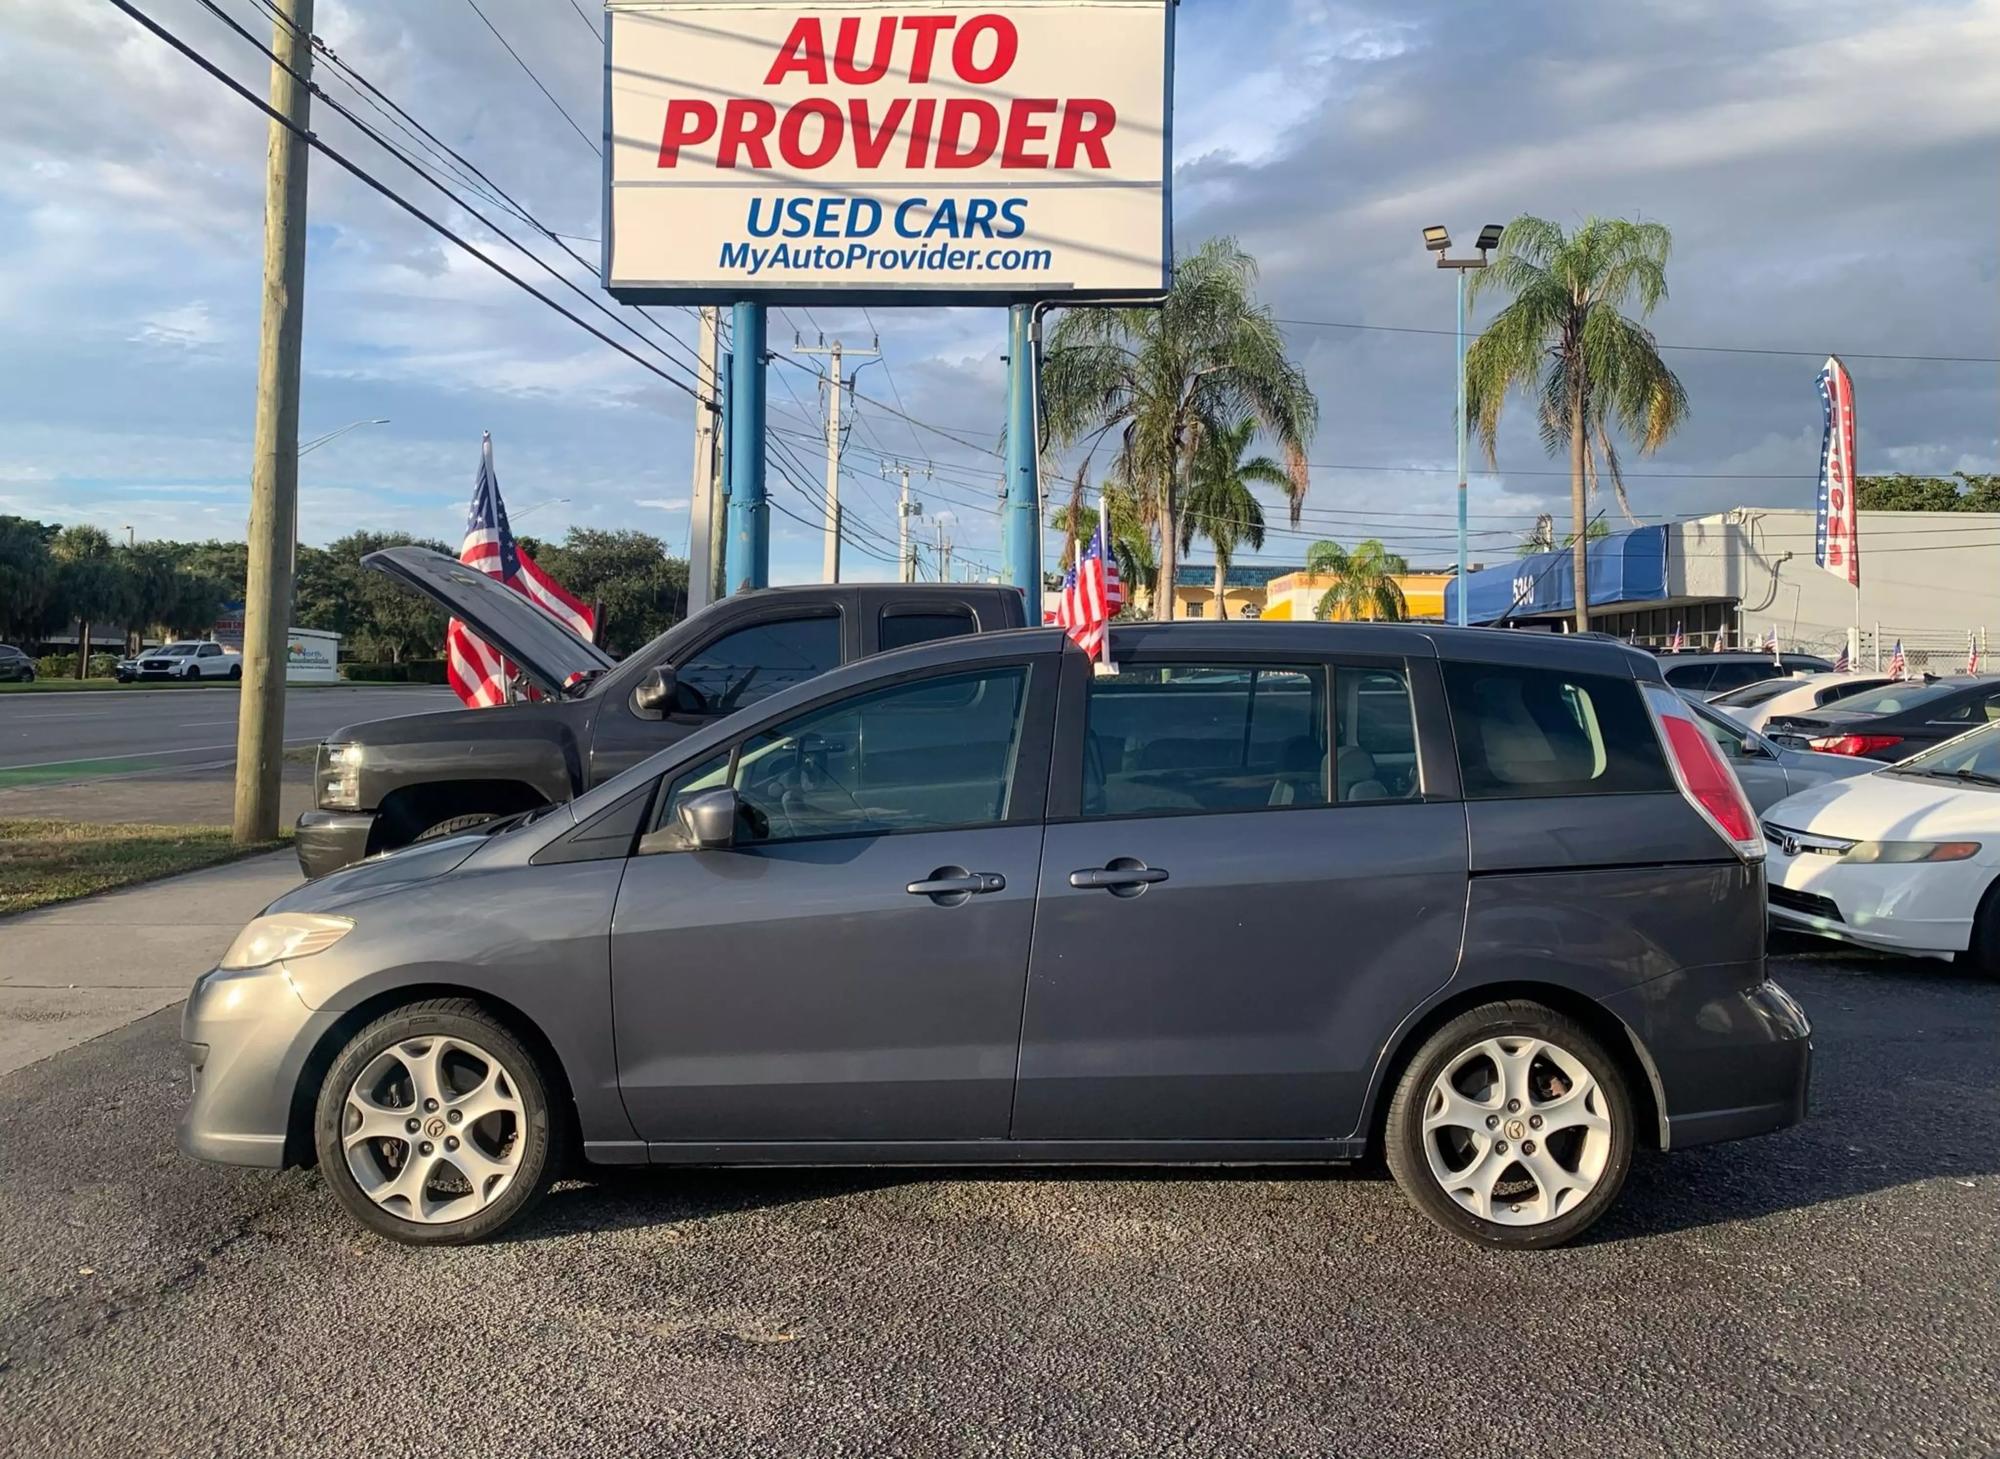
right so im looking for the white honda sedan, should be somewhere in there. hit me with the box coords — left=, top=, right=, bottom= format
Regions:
left=1709, top=671, right=1894, bottom=734
left=1762, top=721, right=2000, bottom=973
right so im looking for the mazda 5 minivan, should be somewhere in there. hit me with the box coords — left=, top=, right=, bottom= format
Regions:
left=181, top=624, right=1809, bottom=1250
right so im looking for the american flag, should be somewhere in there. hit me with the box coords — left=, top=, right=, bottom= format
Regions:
left=1711, top=624, right=1728, bottom=652
left=1969, top=634, right=1982, bottom=676
left=1834, top=642, right=1852, bottom=672
left=1764, top=623, right=1781, bottom=662
left=1887, top=639, right=1907, bottom=681
left=1047, top=516, right=1124, bottom=656
left=446, top=434, right=595, bottom=709
left=1666, top=623, right=1686, bottom=654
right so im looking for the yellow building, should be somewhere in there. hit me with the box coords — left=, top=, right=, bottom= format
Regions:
left=1162, top=566, right=1456, bottom=621
left=1254, top=569, right=1454, bottom=622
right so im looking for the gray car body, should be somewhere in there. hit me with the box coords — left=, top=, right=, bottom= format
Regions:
left=184, top=623, right=1810, bottom=1179
left=1682, top=695, right=1876, bottom=814
left=294, top=558, right=1026, bottom=878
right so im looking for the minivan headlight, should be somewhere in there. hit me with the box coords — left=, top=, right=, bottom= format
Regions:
left=1843, top=840, right=1982, bottom=864
left=219, top=913, right=354, bottom=970
left=318, top=741, right=363, bottom=809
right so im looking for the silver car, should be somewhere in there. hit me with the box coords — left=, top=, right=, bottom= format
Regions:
left=1683, top=694, right=1876, bottom=813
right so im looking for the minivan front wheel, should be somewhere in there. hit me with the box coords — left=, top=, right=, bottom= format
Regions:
left=313, top=999, right=562, bottom=1245
left=1385, top=1002, right=1633, bottom=1250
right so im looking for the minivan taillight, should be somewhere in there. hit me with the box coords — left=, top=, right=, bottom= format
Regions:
left=1806, top=733, right=1903, bottom=758
left=1640, top=684, right=1764, bottom=862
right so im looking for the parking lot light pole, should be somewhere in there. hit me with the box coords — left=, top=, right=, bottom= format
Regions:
left=1424, top=224, right=1503, bottom=627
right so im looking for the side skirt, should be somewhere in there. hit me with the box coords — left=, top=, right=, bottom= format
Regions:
left=580, top=1137, right=1372, bottom=1168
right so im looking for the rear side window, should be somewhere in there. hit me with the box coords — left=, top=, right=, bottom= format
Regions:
left=1337, top=667, right=1421, bottom=801
left=879, top=609, right=975, bottom=653
left=1085, top=664, right=1326, bottom=817
left=1443, top=662, right=1672, bottom=799
left=1703, top=661, right=1776, bottom=693
left=673, top=615, right=841, bottom=715
left=1661, top=661, right=1714, bottom=692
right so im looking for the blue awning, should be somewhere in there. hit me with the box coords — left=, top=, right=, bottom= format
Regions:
left=1444, top=525, right=1670, bottom=624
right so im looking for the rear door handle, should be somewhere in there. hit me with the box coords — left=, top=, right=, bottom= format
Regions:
left=906, top=866, right=1006, bottom=904
left=1069, top=860, right=1168, bottom=897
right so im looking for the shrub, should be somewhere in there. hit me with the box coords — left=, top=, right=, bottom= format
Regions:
left=339, top=660, right=448, bottom=685
left=36, top=653, right=77, bottom=678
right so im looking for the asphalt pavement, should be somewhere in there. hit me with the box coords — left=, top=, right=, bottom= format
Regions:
left=0, top=947, right=1993, bottom=1458
left=0, top=685, right=458, bottom=780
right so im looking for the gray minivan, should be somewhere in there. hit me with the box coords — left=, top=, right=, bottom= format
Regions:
left=180, top=624, right=1810, bottom=1250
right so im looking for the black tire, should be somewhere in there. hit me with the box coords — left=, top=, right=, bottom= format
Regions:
left=228, top=663, right=242, bottom=680
left=414, top=812, right=498, bottom=842
left=183, top=664, right=200, bottom=681
left=1966, top=880, right=2000, bottom=979
left=314, top=998, right=563, bottom=1245
left=1384, top=1000, right=1634, bottom=1251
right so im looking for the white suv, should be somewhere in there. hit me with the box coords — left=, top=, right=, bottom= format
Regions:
left=134, top=641, right=242, bottom=681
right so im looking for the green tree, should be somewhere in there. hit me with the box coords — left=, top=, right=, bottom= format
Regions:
left=1514, top=517, right=1611, bottom=557
left=1048, top=480, right=1156, bottom=615
left=1042, top=237, right=1318, bottom=619
left=0, top=517, right=58, bottom=641
left=523, top=528, right=688, bottom=657
left=1307, top=539, right=1410, bottom=622
left=1855, top=473, right=2000, bottom=512
left=1178, top=418, right=1280, bottom=617
left=47, top=525, right=132, bottom=676
left=1465, top=216, right=1690, bottom=631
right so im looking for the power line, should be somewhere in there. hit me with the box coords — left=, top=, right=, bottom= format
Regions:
left=1274, top=316, right=2000, bottom=366
left=462, top=0, right=600, bottom=156
left=110, top=0, right=700, bottom=401
left=563, top=0, right=600, bottom=40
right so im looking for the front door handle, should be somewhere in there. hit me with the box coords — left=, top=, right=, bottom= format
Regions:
left=906, top=866, right=1006, bottom=905
left=1069, top=858, right=1169, bottom=897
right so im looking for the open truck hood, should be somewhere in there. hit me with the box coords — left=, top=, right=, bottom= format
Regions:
left=363, top=545, right=614, bottom=697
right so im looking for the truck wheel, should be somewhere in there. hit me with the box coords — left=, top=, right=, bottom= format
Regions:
left=414, top=812, right=498, bottom=842
left=313, top=998, right=562, bottom=1245
left=229, top=663, right=242, bottom=680
left=1384, top=1001, right=1634, bottom=1251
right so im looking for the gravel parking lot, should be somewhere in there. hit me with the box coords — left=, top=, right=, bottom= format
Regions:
left=1, top=947, right=1994, bottom=1459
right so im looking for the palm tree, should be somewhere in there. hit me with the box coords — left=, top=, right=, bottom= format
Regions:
left=1307, top=539, right=1409, bottom=622
left=1465, top=216, right=1690, bottom=631
left=1178, top=418, right=1280, bottom=618
left=1041, top=237, right=1318, bottom=619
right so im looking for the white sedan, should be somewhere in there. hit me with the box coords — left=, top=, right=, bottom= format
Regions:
left=1708, top=671, right=1894, bottom=734
left=1762, top=720, right=2000, bottom=972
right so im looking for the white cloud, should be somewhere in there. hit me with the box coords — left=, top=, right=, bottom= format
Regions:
left=130, top=301, right=221, bottom=352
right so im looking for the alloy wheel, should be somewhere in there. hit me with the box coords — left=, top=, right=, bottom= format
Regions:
left=340, top=1036, right=526, bottom=1224
left=1420, top=1036, right=1613, bottom=1226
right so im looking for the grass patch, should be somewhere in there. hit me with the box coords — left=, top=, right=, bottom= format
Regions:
left=0, top=819, right=288, bottom=917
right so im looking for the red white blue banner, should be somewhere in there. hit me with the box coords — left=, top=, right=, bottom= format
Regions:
left=1815, top=355, right=1859, bottom=588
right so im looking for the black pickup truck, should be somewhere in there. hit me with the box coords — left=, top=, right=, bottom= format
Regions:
left=295, top=546, right=1028, bottom=877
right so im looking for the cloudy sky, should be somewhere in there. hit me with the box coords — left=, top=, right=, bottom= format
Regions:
left=3, top=0, right=1995, bottom=585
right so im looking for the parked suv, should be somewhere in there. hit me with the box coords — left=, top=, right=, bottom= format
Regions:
left=131, top=640, right=242, bottom=681
left=1657, top=651, right=1835, bottom=697
left=184, top=623, right=1808, bottom=1250
left=295, top=546, right=1028, bottom=878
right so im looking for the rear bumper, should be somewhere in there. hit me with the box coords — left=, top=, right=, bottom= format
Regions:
left=295, top=810, right=377, bottom=879
left=1600, top=966, right=1812, bottom=1151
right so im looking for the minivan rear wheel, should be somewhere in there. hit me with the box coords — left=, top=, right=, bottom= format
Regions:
left=313, top=999, right=562, bottom=1245
left=1385, top=1002, right=1633, bottom=1250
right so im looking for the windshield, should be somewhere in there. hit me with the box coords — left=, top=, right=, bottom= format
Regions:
left=157, top=645, right=196, bottom=657
left=1889, top=722, right=2000, bottom=781
left=1824, top=680, right=1956, bottom=715
left=1710, top=678, right=1796, bottom=709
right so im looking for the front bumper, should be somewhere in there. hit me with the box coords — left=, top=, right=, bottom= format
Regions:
left=295, top=809, right=377, bottom=879
left=1600, top=965, right=1812, bottom=1151
left=1764, top=839, right=1985, bottom=956
left=178, top=963, right=335, bottom=1169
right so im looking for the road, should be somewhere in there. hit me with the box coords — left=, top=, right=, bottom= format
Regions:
left=0, top=948, right=1993, bottom=1458
left=0, top=686, right=458, bottom=780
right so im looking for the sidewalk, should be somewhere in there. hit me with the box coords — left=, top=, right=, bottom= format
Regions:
left=0, top=851, right=302, bottom=1076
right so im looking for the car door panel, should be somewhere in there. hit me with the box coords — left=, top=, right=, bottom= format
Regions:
left=610, top=825, right=1044, bottom=1142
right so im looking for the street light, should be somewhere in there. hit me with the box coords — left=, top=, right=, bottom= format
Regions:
left=292, top=418, right=389, bottom=571
left=1424, top=223, right=1505, bottom=626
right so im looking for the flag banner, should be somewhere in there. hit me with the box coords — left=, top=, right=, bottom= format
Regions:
left=447, top=435, right=596, bottom=709
left=1667, top=622, right=1686, bottom=653
left=1888, top=639, right=1907, bottom=681
left=1815, top=355, right=1860, bottom=588
left=1049, top=516, right=1124, bottom=661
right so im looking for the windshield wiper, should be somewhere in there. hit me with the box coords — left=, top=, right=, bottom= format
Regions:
left=1892, top=766, right=2000, bottom=787
left=1946, top=768, right=2000, bottom=787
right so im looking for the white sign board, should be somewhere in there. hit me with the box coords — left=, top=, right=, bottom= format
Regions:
left=285, top=628, right=341, bottom=685
left=603, top=0, right=1173, bottom=303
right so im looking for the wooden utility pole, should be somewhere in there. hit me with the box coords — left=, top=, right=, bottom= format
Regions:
left=232, top=0, right=314, bottom=844
left=796, top=334, right=876, bottom=583
left=685, top=306, right=722, bottom=614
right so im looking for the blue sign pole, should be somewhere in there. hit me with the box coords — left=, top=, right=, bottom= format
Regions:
left=1454, top=266, right=1469, bottom=627
left=725, top=303, right=768, bottom=591
left=1001, top=304, right=1042, bottom=618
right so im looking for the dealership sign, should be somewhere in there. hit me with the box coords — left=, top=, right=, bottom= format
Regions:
left=602, top=1, right=1174, bottom=303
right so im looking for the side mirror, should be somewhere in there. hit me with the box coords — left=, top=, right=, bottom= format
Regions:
left=675, top=787, right=740, bottom=850
left=634, top=664, right=678, bottom=718
left=1740, top=734, right=1764, bottom=757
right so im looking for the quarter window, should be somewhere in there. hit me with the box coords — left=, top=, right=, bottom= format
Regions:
left=1084, top=664, right=1327, bottom=817
left=1443, top=662, right=1672, bottom=799
left=879, top=609, right=976, bottom=653
left=671, top=615, right=840, bottom=716
left=1337, top=667, right=1421, bottom=801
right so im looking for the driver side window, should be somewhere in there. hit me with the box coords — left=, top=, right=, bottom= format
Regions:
left=663, top=666, right=1032, bottom=846
left=671, top=615, right=841, bottom=717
